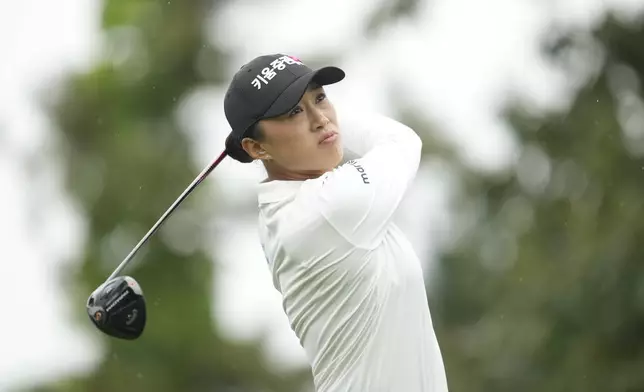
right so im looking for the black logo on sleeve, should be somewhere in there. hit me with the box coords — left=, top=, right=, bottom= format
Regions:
left=347, top=160, right=370, bottom=184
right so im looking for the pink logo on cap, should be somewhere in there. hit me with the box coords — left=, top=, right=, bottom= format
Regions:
left=288, top=55, right=302, bottom=63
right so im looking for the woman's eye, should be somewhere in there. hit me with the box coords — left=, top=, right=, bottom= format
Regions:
left=316, top=93, right=327, bottom=103
left=289, top=106, right=303, bottom=116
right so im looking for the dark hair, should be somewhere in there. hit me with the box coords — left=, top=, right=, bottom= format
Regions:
left=225, top=122, right=264, bottom=163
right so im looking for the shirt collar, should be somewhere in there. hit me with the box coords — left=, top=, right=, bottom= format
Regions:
left=257, top=179, right=305, bottom=204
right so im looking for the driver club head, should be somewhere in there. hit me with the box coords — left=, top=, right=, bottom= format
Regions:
left=86, top=276, right=146, bottom=340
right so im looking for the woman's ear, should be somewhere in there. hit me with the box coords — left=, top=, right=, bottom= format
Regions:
left=241, top=138, right=272, bottom=161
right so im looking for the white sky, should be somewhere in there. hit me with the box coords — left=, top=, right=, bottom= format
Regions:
left=1, top=0, right=643, bottom=390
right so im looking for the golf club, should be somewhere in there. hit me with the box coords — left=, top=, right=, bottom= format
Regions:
left=86, top=150, right=228, bottom=340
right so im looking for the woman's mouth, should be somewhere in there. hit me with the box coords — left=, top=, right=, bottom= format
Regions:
left=320, top=132, right=338, bottom=144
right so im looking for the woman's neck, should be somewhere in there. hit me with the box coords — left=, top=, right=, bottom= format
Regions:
left=264, top=162, right=329, bottom=182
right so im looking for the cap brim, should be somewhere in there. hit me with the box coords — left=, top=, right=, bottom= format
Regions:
left=262, top=66, right=345, bottom=118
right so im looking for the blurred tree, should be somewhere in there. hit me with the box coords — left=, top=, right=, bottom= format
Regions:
left=429, top=12, right=644, bottom=392
left=26, top=0, right=312, bottom=391
left=364, top=0, right=421, bottom=36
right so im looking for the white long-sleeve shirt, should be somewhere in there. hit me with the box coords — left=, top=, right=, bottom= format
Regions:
left=256, top=108, right=449, bottom=392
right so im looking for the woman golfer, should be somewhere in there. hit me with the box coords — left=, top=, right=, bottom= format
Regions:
left=223, top=54, right=448, bottom=392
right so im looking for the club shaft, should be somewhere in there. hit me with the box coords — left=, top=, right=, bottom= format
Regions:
left=106, top=151, right=228, bottom=282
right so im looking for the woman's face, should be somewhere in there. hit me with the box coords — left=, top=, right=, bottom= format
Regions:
left=242, top=83, right=344, bottom=177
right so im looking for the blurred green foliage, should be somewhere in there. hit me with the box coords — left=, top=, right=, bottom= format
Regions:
left=430, top=14, right=644, bottom=392
left=28, top=0, right=312, bottom=391
left=24, top=0, right=644, bottom=390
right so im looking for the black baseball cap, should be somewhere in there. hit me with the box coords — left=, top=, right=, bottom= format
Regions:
left=223, top=54, right=345, bottom=162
